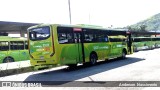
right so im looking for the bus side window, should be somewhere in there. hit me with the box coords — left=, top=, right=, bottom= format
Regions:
left=17, top=41, right=24, bottom=50
left=95, top=34, right=104, bottom=42
left=104, top=36, right=108, bottom=42
left=109, top=38, right=113, bottom=42
left=109, top=38, right=118, bottom=42
left=10, top=41, right=17, bottom=50
left=10, top=41, right=24, bottom=50
left=58, top=33, right=73, bottom=43
left=57, top=27, right=74, bottom=44
left=84, top=33, right=94, bottom=42
left=0, top=41, right=9, bottom=51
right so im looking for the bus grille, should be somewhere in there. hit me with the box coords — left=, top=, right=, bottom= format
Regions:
left=37, top=61, right=46, bottom=63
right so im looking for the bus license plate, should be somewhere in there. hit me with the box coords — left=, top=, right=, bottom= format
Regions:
left=40, top=56, right=44, bottom=60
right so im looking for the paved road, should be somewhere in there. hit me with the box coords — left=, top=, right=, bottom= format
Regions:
left=1, top=49, right=160, bottom=90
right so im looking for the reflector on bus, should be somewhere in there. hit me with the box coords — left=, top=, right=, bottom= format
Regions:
left=73, top=28, right=82, bottom=32
left=126, top=31, right=131, bottom=34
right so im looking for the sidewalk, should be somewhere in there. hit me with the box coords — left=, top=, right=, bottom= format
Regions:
left=0, top=60, right=30, bottom=70
left=0, top=60, right=33, bottom=77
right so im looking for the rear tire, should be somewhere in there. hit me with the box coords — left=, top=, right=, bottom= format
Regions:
left=90, top=54, right=97, bottom=65
left=134, top=47, right=138, bottom=52
left=121, top=50, right=126, bottom=59
left=3, top=57, right=14, bottom=63
left=68, top=64, right=77, bottom=69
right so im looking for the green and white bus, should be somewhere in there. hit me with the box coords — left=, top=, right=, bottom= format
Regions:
left=0, top=36, right=29, bottom=63
left=151, top=37, right=160, bottom=48
left=132, top=37, right=160, bottom=52
left=28, top=24, right=133, bottom=69
left=132, top=37, right=153, bottom=51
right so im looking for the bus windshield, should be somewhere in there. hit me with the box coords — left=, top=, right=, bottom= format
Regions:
left=29, top=26, right=50, bottom=40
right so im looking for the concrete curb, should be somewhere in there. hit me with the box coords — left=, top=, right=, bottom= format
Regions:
left=0, top=66, right=34, bottom=77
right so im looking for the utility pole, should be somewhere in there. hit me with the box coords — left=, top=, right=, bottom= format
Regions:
left=88, top=10, right=91, bottom=24
left=68, top=0, right=72, bottom=24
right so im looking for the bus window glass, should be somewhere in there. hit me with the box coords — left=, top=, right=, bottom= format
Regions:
left=95, top=34, right=107, bottom=42
left=57, top=27, right=74, bottom=44
left=133, top=38, right=141, bottom=42
left=0, top=41, right=9, bottom=51
left=29, top=26, right=50, bottom=40
left=10, top=41, right=24, bottom=50
left=109, top=38, right=116, bottom=42
left=84, top=33, right=94, bottom=42
left=18, top=41, right=24, bottom=50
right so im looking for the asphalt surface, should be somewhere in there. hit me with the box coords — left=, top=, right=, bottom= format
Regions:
left=1, top=48, right=160, bottom=90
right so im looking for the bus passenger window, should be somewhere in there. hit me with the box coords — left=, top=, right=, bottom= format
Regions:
left=57, top=27, right=74, bottom=44
left=105, top=37, right=108, bottom=42
left=17, top=42, right=24, bottom=50
left=10, top=41, right=17, bottom=50
left=0, top=42, right=9, bottom=51
left=58, top=33, right=73, bottom=44
left=95, top=34, right=106, bottom=42
left=84, top=34, right=94, bottom=42
left=10, top=41, right=24, bottom=50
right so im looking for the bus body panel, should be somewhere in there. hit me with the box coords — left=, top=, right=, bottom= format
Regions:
left=57, top=44, right=82, bottom=65
left=110, top=42, right=120, bottom=57
left=83, top=43, right=110, bottom=62
left=7, top=50, right=20, bottom=61
left=29, top=39, right=53, bottom=60
left=0, top=51, right=8, bottom=63
left=133, top=37, right=155, bottom=51
left=151, top=37, right=160, bottom=48
left=155, top=41, right=160, bottom=48
left=19, top=50, right=29, bottom=61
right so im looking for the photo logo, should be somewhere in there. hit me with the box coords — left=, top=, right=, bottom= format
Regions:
left=2, top=82, right=11, bottom=87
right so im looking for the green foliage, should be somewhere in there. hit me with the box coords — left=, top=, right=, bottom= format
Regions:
left=128, top=13, right=160, bottom=31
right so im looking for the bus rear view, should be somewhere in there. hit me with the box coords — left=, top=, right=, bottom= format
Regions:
left=28, top=24, right=133, bottom=70
left=28, top=25, right=56, bottom=69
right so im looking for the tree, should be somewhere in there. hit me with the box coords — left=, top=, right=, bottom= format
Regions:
left=127, top=26, right=139, bottom=31
left=140, top=25, right=147, bottom=31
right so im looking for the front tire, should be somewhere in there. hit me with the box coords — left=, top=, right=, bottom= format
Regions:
left=3, top=57, right=14, bottom=63
left=134, top=47, right=138, bottom=52
left=68, top=64, right=77, bottom=69
left=90, top=54, right=97, bottom=65
left=121, top=51, right=126, bottom=59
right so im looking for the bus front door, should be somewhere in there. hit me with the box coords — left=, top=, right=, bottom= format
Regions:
left=74, top=31, right=85, bottom=64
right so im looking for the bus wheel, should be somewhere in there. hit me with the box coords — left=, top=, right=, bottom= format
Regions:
left=90, top=54, right=97, bottom=65
left=68, top=64, right=77, bottom=69
left=134, top=47, right=138, bottom=52
left=121, top=50, right=126, bottom=59
left=3, top=57, right=14, bottom=63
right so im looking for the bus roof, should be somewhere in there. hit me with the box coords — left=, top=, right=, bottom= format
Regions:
left=133, top=37, right=154, bottom=38
left=0, top=36, right=27, bottom=41
left=109, top=35, right=127, bottom=38
left=27, top=24, right=129, bottom=36
left=28, top=24, right=128, bottom=31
